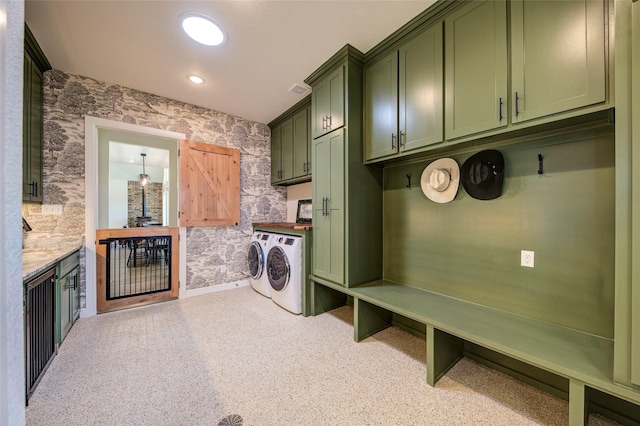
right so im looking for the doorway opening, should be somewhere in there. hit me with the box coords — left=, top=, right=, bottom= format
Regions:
left=84, top=116, right=186, bottom=317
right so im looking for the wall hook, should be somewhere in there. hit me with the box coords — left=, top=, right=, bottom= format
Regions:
left=538, top=154, right=544, bottom=175
left=406, top=174, right=411, bottom=189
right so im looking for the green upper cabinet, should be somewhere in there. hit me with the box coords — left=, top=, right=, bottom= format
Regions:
left=280, top=119, right=294, bottom=181
left=312, top=129, right=345, bottom=284
left=312, top=66, right=345, bottom=139
left=270, top=125, right=282, bottom=184
left=445, top=0, right=508, bottom=140
left=269, top=96, right=311, bottom=186
left=292, top=107, right=311, bottom=178
left=23, top=25, right=50, bottom=203
left=399, top=24, right=444, bottom=153
left=444, top=0, right=607, bottom=141
left=365, top=23, right=443, bottom=163
left=511, top=0, right=606, bottom=124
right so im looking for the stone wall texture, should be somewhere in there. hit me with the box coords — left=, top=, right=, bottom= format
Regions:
left=127, top=181, right=163, bottom=228
left=26, top=70, right=286, bottom=302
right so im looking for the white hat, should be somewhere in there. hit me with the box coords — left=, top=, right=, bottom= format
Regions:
left=420, top=158, right=460, bottom=203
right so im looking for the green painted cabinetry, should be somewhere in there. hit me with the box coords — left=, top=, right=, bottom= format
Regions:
left=634, top=3, right=640, bottom=389
left=444, top=0, right=508, bottom=140
left=444, top=0, right=606, bottom=141
left=615, top=0, right=640, bottom=392
left=365, top=23, right=443, bottom=162
left=311, top=66, right=344, bottom=139
left=23, top=26, right=50, bottom=203
left=57, top=250, right=80, bottom=345
left=306, top=45, right=383, bottom=288
left=292, top=107, right=311, bottom=178
left=312, top=129, right=344, bottom=283
left=269, top=97, right=311, bottom=186
left=510, top=0, right=606, bottom=124
left=270, top=126, right=282, bottom=183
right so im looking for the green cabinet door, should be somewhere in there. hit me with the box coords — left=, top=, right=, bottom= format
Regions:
left=281, top=119, right=294, bottom=181
left=270, top=125, right=282, bottom=184
left=23, top=53, right=44, bottom=203
left=292, top=107, right=310, bottom=178
left=399, top=22, right=443, bottom=153
left=445, top=0, right=508, bottom=140
left=312, top=66, right=344, bottom=139
left=632, top=0, right=640, bottom=388
left=57, top=274, right=72, bottom=344
left=511, top=0, right=605, bottom=124
left=365, top=50, right=398, bottom=161
left=312, top=129, right=345, bottom=285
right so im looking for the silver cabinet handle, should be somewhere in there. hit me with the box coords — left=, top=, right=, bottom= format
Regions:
left=499, top=97, right=503, bottom=121
left=515, top=92, right=520, bottom=117
left=399, top=131, right=405, bottom=147
left=391, top=133, right=396, bottom=149
left=326, top=115, right=332, bottom=129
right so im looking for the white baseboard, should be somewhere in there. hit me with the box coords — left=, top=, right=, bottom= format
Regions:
left=183, top=279, right=250, bottom=298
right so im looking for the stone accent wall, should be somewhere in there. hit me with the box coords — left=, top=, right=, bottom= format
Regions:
left=127, top=181, right=163, bottom=227
left=25, top=70, right=286, bottom=302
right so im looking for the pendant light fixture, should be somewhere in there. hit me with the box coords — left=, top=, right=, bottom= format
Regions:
left=139, top=153, right=150, bottom=187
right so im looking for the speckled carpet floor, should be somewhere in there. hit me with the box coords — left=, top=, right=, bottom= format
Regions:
left=26, top=286, right=618, bottom=426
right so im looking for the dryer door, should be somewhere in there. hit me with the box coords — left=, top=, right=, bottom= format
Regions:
left=267, top=246, right=290, bottom=291
left=248, top=242, right=265, bottom=279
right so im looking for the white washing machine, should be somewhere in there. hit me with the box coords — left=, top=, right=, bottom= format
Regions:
left=266, top=234, right=302, bottom=314
left=248, top=232, right=274, bottom=298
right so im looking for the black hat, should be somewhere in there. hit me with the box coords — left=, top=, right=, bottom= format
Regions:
left=461, top=149, right=505, bottom=200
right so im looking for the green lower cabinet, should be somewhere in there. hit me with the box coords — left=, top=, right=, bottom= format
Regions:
left=312, top=129, right=345, bottom=284
left=510, top=0, right=606, bottom=124
left=57, top=252, right=80, bottom=345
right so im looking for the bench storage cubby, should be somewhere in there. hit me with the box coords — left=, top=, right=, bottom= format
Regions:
left=311, top=277, right=640, bottom=425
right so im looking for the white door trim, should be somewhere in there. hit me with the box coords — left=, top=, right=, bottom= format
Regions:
left=83, top=116, right=185, bottom=317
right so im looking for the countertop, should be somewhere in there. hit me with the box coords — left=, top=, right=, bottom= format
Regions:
left=252, top=222, right=313, bottom=231
left=23, top=245, right=82, bottom=282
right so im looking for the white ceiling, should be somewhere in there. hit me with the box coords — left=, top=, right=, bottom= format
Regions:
left=25, top=0, right=436, bottom=125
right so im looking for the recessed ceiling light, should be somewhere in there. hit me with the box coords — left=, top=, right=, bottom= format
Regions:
left=188, top=75, right=205, bottom=84
left=179, top=12, right=227, bottom=46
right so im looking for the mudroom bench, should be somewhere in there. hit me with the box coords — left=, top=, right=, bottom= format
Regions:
left=310, top=278, right=640, bottom=425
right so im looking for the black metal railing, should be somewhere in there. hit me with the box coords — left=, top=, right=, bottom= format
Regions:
left=99, top=236, right=172, bottom=300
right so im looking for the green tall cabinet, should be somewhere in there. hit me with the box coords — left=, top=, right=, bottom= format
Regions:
left=445, top=0, right=508, bottom=140
left=312, top=129, right=344, bottom=283
left=306, top=45, right=383, bottom=288
left=365, top=22, right=443, bottom=162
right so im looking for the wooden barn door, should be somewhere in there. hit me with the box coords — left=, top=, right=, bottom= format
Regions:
left=179, top=140, right=240, bottom=227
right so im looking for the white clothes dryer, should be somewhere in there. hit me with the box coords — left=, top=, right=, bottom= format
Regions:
left=266, top=234, right=302, bottom=314
left=248, top=232, right=274, bottom=298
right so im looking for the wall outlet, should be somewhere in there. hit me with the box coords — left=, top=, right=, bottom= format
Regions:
left=41, top=204, right=63, bottom=215
left=521, top=250, right=535, bottom=268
